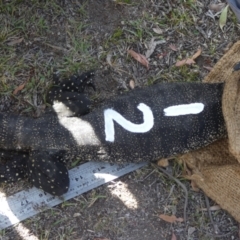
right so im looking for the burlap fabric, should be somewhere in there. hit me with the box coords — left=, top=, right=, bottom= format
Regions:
left=181, top=41, right=240, bottom=222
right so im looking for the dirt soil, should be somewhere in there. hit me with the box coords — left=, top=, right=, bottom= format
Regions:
left=1, top=0, right=240, bottom=239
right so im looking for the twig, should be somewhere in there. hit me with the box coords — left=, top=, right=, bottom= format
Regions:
left=155, top=164, right=188, bottom=222
left=204, top=194, right=219, bottom=235
left=43, top=42, right=67, bottom=52
left=139, top=169, right=156, bottom=182
left=204, top=194, right=237, bottom=238
left=165, top=184, right=175, bottom=202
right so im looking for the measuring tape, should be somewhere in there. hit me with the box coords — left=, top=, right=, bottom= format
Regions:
left=0, top=161, right=147, bottom=230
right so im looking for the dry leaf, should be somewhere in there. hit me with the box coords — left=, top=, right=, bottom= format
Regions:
left=191, top=49, right=202, bottom=60
left=153, top=27, right=163, bottom=34
left=201, top=205, right=221, bottom=211
left=159, top=214, right=177, bottom=223
left=175, top=49, right=201, bottom=67
left=13, top=82, right=26, bottom=95
left=171, top=233, right=177, bottom=240
left=185, top=59, right=196, bottom=65
left=191, top=180, right=200, bottom=192
left=129, top=80, right=135, bottom=89
left=169, top=44, right=178, bottom=51
left=128, top=49, right=149, bottom=69
left=157, top=158, right=169, bottom=167
left=159, top=214, right=184, bottom=223
left=203, top=65, right=213, bottom=71
left=7, top=38, right=23, bottom=46
left=176, top=217, right=184, bottom=222
left=175, top=58, right=195, bottom=67
left=209, top=3, right=226, bottom=12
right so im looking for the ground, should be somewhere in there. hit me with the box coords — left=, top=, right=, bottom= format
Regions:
left=0, top=0, right=240, bottom=239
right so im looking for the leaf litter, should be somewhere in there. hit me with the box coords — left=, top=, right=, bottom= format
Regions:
left=13, top=82, right=26, bottom=95
left=128, top=49, right=149, bottom=69
left=175, top=49, right=202, bottom=67
left=152, top=27, right=163, bottom=34
left=145, top=38, right=166, bottom=58
left=159, top=214, right=184, bottom=223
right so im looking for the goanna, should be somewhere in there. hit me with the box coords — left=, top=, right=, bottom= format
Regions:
left=0, top=71, right=226, bottom=196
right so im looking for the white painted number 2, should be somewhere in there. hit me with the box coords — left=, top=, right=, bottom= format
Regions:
left=104, top=103, right=154, bottom=142
left=104, top=102, right=205, bottom=142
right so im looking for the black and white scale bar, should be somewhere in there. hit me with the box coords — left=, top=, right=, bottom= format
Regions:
left=0, top=161, right=147, bottom=230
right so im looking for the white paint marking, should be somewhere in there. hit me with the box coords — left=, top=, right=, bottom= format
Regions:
left=104, top=103, right=154, bottom=142
left=164, top=103, right=204, bottom=116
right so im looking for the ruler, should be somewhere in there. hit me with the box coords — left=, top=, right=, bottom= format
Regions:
left=0, top=161, right=147, bottom=230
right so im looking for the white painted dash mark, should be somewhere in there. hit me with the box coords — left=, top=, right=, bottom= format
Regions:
left=104, top=103, right=154, bottom=142
left=164, top=103, right=204, bottom=116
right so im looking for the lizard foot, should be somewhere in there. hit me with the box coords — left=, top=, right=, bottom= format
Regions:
left=47, top=70, right=95, bottom=116
left=27, top=151, right=69, bottom=196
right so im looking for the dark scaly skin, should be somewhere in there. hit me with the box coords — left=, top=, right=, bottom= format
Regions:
left=0, top=71, right=227, bottom=196
left=47, top=71, right=95, bottom=116
left=0, top=71, right=96, bottom=196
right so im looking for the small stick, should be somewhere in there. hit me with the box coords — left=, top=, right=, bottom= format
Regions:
left=155, top=165, right=188, bottom=222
